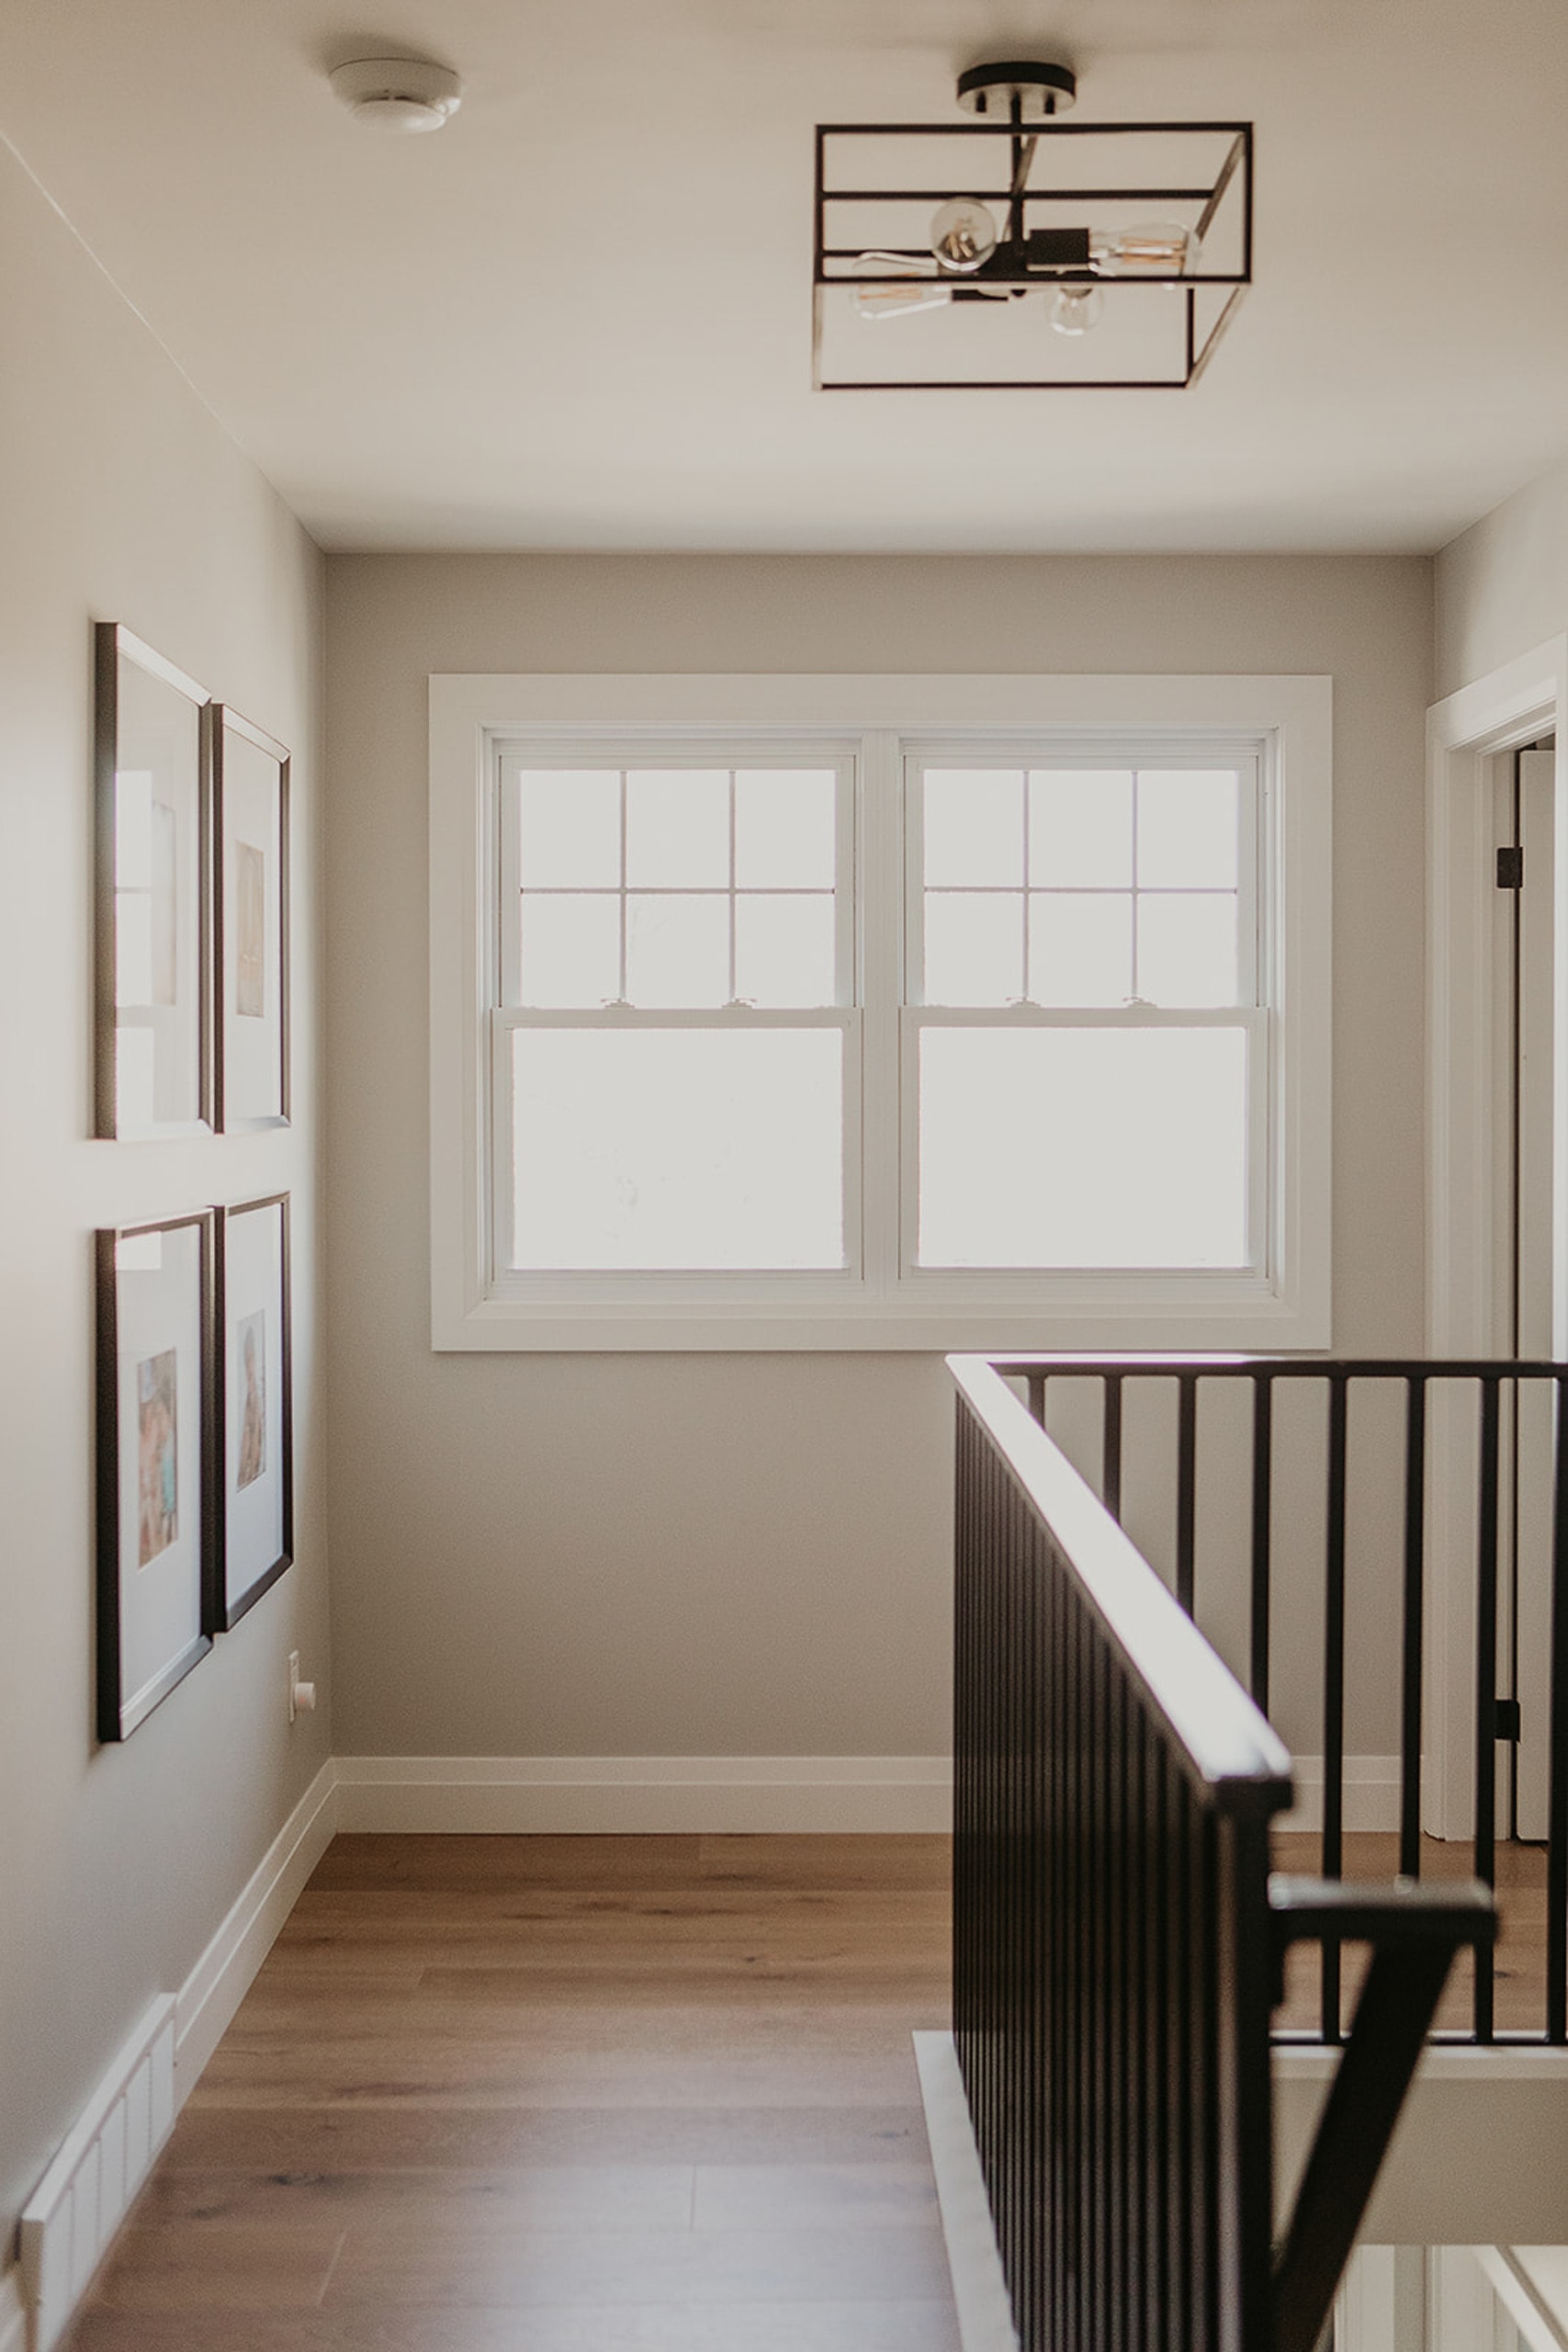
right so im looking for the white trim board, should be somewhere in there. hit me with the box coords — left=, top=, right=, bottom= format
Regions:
left=334, top=1754, right=953, bottom=1834
left=331, top=1751, right=1400, bottom=1836
left=914, top=2031, right=1019, bottom=2352
left=0, top=2268, right=27, bottom=2352
left=15, top=1761, right=337, bottom=2352
left=1277, top=1753, right=1402, bottom=1835
left=1427, top=639, right=1568, bottom=1843
left=175, top=1760, right=339, bottom=2094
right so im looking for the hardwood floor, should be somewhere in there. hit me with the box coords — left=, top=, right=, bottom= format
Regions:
left=65, top=1833, right=962, bottom=2352
left=62, top=1824, right=1552, bottom=2348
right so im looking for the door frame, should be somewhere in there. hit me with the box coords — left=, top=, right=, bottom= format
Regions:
left=1427, top=634, right=1568, bottom=1838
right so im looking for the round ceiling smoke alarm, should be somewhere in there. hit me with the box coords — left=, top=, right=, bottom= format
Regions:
left=330, top=56, right=463, bottom=132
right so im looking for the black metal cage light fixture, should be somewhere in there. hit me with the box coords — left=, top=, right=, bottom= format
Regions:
left=812, top=62, right=1253, bottom=391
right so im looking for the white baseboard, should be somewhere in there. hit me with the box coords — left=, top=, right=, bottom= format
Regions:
left=913, top=2030, right=1018, bottom=2352
left=175, top=1759, right=338, bottom=2094
left=15, top=1760, right=337, bottom=2352
left=0, top=2269, right=27, bottom=2352
left=329, top=1750, right=1400, bottom=1837
left=1276, top=1754, right=1402, bottom=1835
left=18, top=1996, right=175, bottom=2352
left=333, top=1754, right=953, bottom=1834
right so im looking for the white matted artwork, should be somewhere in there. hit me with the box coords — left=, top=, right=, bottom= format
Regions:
left=96, top=1213, right=214, bottom=1739
left=214, top=707, right=289, bottom=1130
left=95, top=625, right=211, bottom=1139
left=214, top=1193, right=292, bottom=1628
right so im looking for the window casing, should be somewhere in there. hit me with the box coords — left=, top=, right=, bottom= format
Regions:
left=430, top=674, right=1331, bottom=1351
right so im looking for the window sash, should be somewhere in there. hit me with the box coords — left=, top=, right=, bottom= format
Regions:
left=899, top=1005, right=1269, bottom=1284
left=903, top=744, right=1263, bottom=1011
left=489, top=1005, right=863, bottom=1293
left=496, top=745, right=857, bottom=1013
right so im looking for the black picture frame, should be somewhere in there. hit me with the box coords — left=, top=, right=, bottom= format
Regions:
left=212, top=706, right=291, bottom=1132
left=94, top=624, right=213, bottom=1140
left=96, top=1210, right=217, bottom=1740
left=210, top=1193, right=293, bottom=1630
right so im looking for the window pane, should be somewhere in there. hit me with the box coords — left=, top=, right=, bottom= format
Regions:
left=1136, top=769, right=1239, bottom=888
left=626, top=893, right=729, bottom=1006
left=923, top=770, right=1023, bottom=888
left=626, top=769, right=729, bottom=888
left=735, top=770, right=837, bottom=889
left=918, top=1026, right=1248, bottom=1268
left=922, top=891, right=1022, bottom=1006
left=519, top=770, right=621, bottom=888
left=512, top=1028, right=844, bottom=1269
left=1028, top=894, right=1133, bottom=1006
left=1029, top=771, right=1133, bottom=888
left=519, top=893, right=621, bottom=1007
left=735, top=894, right=836, bottom=1007
left=1137, top=895, right=1238, bottom=1006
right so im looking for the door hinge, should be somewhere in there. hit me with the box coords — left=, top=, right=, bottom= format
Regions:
left=1497, top=845, right=1525, bottom=889
left=1494, top=1696, right=1522, bottom=1741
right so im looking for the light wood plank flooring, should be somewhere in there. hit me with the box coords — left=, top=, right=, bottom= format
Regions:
left=66, top=1833, right=961, bottom=2352
left=62, top=1825, right=1553, bottom=2348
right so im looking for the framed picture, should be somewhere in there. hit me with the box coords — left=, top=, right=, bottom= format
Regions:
left=96, top=1212, right=216, bottom=1740
left=94, top=625, right=211, bottom=1139
left=213, top=706, right=289, bottom=1131
left=212, top=1193, right=293, bottom=1628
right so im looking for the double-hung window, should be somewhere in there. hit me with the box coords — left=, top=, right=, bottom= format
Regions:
left=907, top=751, right=1259, bottom=1277
left=431, top=674, right=1330, bottom=1350
left=495, top=750, right=857, bottom=1283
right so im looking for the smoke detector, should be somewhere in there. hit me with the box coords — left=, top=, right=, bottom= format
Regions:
left=330, top=55, right=462, bottom=132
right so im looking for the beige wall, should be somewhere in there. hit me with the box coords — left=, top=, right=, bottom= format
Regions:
left=324, top=551, right=1431, bottom=1762
left=0, top=143, right=324, bottom=2242
left=1436, top=452, right=1568, bottom=697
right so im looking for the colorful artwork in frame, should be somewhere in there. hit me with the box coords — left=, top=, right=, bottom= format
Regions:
left=96, top=1213, right=215, bottom=1740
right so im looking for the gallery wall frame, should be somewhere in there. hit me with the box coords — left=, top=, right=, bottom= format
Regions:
left=211, top=1192, right=294, bottom=1630
left=96, top=1210, right=217, bottom=1740
left=94, top=624, right=213, bottom=1141
left=211, top=705, right=291, bottom=1132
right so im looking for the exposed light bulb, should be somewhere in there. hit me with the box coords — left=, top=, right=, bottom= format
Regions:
left=853, top=281, right=953, bottom=322
left=1090, top=221, right=1200, bottom=277
left=930, top=198, right=998, bottom=274
left=1050, top=283, right=1104, bottom=336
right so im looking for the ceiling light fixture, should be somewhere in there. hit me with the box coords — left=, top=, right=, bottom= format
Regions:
left=330, top=55, right=463, bottom=133
left=813, top=62, right=1251, bottom=390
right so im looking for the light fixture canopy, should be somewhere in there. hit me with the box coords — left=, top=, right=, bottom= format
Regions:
left=813, top=62, right=1252, bottom=390
left=330, top=55, right=463, bottom=132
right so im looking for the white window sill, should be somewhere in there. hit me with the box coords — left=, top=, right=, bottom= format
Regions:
left=433, top=1282, right=1327, bottom=1353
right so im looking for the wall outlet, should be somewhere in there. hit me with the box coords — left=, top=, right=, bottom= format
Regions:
left=288, top=1652, right=316, bottom=1724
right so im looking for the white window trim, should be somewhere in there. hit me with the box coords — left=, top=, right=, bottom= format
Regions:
left=430, top=673, right=1333, bottom=1352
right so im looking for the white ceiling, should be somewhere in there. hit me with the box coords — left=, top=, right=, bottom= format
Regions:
left=3, top=0, right=1566, bottom=554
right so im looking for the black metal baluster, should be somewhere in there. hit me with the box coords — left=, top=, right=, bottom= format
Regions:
left=1104, top=1374, right=1123, bottom=1520
left=1177, top=1374, right=1198, bottom=1614
left=1249, top=1375, right=1272, bottom=1712
left=1150, top=1739, right=1171, bottom=2352
left=1070, top=1588, right=1089, bottom=2352
left=1400, top=1377, right=1427, bottom=1881
left=1551, top=1376, right=1568, bottom=2045
left=1322, top=1374, right=1348, bottom=2041
left=1474, top=1375, right=1501, bottom=2042
left=1049, top=1543, right=1068, bottom=2351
